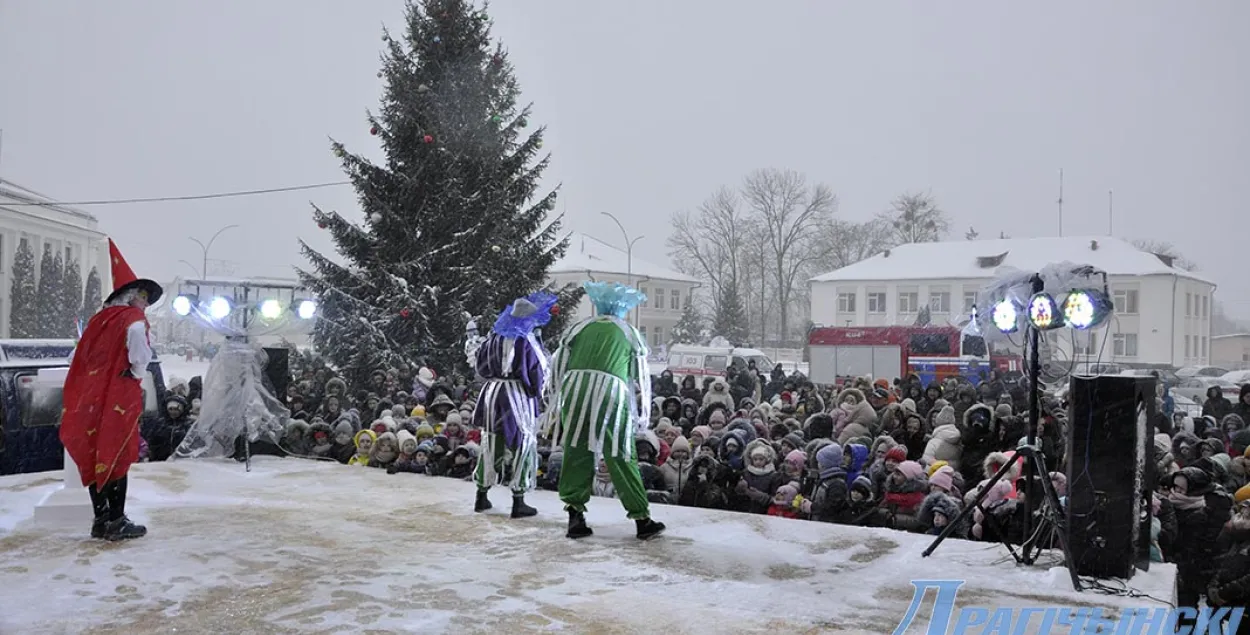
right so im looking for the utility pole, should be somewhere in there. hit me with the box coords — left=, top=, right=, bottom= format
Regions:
left=1057, top=169, right=1064, bottom=237
left=1107, top=189, right=1114, bottom=235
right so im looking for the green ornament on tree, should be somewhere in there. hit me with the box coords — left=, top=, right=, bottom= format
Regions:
left=490, top=115, right=502, bottom=123
left=517, top=118, right=528, bottom=128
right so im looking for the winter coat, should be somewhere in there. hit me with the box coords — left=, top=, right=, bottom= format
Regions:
left=1208, top=520, right=1250, bottom=610
left=1204, top=387, right=1234, bottom=422
left=959, top=404, right=996, bottom=485
left=1171, top=467, right=1233, bottom=594
left=835, top=395, right=878, bottom=444
left=679, top=455, right=732, bottom=510
left=141, top=399, right=193, bottom=462
left=679, top=376, right=703, bottom=403
left=702, top=380, right=736, bottom=411
left=659, top=455, right=693, bottom=498
left=1235, top=385, right=1250, bottom=428
left=736, top=439, right=784, bottom=514
left=882, top=462, right=928, bottom=532
left=282, top=419, right=313, bottom=457
left=922, top=424, right=963, bottom=470
left=655, top=371, right=679, bottom=399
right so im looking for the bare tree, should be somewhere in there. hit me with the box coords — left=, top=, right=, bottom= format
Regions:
left=742, top=168, right=837, bottom=342
left=965, top=226, right=980, bottom=241
left=816, top=216, right=897, bottom=271
left=1131, top=239, right=1199, bottom=272
left=880, top=191, right=950, bottom=244
left=667, top=187, right=758, bottom=329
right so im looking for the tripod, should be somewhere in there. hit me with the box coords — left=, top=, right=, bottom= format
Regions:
left=921, top=274, right=1083, bottom=592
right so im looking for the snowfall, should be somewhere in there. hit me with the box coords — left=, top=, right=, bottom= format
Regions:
left=0, top=453, right=1177, bottom=635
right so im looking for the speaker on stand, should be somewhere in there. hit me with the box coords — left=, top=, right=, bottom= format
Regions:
left=1065, top=375, right=1156, bottom=579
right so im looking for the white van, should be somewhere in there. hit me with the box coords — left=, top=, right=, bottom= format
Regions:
left=664, top=344, right=775, bottom=378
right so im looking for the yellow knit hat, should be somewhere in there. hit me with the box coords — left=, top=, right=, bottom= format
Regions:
left=927, top=460, right=949, bottom=477
left=1237, top=484, right=1250, bottom=504
left=411, top=405, right=427, bottom=418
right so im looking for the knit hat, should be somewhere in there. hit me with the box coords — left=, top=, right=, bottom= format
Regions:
left=1237, top=484, right=1250, bottom=504
left=773, top=481, right=801, bottom=506
left=769, top=422, right=790, bottom=440
left=816, top=443, right=844, bottom=472
left=994, top=404, right=1013, bottom=419
left=934, top=406, right=957, bottom=428
left=709, top=410, right=728, bottom=427
left=850, top=475, right=873, bottom=496
left=782, top=432, right=805, bottom=451
left=411, top=404, right=427, bottom=418
left=894, top=460, right=926, bottom=482
left=655, top=419, right=676, bottom=435
left=415, top=422, right=435, bottom=440
left=445, top=412, right=464, bottom=427
left=901, top=398, right=917, bottom=414
left=784, top=449, right=806, bottom=471
left=670, top=436, right=691, bottom=454
left=884, top=446, right=907, bottom=464
left=691, top=425, right=713, bottom=442
left=396, top=429, right=417, bottom=452
left=929, top=466, right=954, bottom=492
left=927, top=460, right=949, bottom=477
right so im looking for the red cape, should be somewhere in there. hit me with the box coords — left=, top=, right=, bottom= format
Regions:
left=60, top=306, right=148, bottom=489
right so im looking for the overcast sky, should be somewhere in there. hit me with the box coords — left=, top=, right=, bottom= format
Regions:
left=1, top=1, right=1246, bottom=315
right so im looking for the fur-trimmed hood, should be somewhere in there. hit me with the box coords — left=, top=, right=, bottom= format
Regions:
left=983, top=451, right=1021, bottom=483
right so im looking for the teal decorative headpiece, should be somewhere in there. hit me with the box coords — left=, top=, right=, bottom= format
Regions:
left=582, top=281, right=645, bottom=319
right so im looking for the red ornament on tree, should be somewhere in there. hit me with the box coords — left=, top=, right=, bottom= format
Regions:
left=550, top=305, right=560, bottom=316
left=370, top=126, right=378, bottom=135
left=400, top=308, right=412, bottom=318
left=318, top=222, right=327, bottom=229
left=492, top=55, right=502, bottom=66
left=422, top=134, right=434, bottom=144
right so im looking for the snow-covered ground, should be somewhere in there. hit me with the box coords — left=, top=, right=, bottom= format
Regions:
left=0, top=459, right=1175, bottom=634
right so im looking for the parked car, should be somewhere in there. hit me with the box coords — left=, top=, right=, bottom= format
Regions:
left=1173, top=393, right=1202, bottom=419
left=1072, top=362, right=1125, bottom=377
left=1223, top=370, right=1250, bottom=387
left=1177, top=365, right=1231, bottom=379
left=0, top=339, right=167, bottom=476
left=1172, top=377, right=1241, bottom=403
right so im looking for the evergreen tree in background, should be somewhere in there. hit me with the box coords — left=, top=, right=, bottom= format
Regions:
left=8, top=239, right=38, bottom=338
left=712, top=279, right=750, bottom=346
left=61, top=256, right=83, bottom=337
left=671, top=302, right=706, bottom=345
left=81, top=266, right=103, bottom=325
left=35, top=247, right=65, bottom=338
left=298, top=0, right=569, bottom=385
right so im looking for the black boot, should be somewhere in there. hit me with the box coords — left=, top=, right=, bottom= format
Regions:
left=88, top=484, right=109, bottom=539
left=91, top=517, right=109, bottom=539
left=103, top=516, right=147, bottom=542
left=566, top=510, right=593, bottom=539
left=635, top=518, right=666, bottom=540
left=474, top=489, right=493, bottom=513
left=510, top=495, right=537, bottom=519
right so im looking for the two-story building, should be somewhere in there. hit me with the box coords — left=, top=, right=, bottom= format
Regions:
left=0, top=180, right=111, bottom=337
left=809, top=236, right=1215, bottom=368
left=548, top=233, right=700, bottom=353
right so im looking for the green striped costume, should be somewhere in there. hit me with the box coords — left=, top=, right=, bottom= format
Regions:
left=543, top=316, right=652, bottom=519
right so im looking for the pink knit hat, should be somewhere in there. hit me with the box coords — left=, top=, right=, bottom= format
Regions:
left=894, top=460, right=927, bottom=482
left=784, top=449, right=807, bottom=471
left=929, top=466, right=954, bottom=492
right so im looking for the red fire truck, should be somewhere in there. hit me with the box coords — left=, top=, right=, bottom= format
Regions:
left=807, top=326, right=1021, bottom=386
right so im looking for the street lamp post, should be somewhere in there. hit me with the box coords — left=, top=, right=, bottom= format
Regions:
left=600, top=212, right=644, bottom=328
left=188, top=224, right=240, bottom=280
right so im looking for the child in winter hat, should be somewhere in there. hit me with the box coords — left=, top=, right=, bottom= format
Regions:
left=415, top=422, right=435, bottom=443
left=370, top=431, right=400, bottom=468
left=332, top=421, right=356, bottom=463
left=708, top=410, right=728, bottom=431
left=768, top=482, right=804, bottom=519
left=389, top=430, right=419, bottom=474
left=783, top=449, right=806, bottom=481
left=350, top=429, right=377, bottom=466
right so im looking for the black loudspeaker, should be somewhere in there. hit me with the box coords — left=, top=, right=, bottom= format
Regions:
left=262, top=347, right=290, bottom=403
left=1065, top=375, right=1155, bottom=579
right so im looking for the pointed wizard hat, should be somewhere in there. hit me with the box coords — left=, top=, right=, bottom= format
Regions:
left=105, top=238, right=163, bottom=304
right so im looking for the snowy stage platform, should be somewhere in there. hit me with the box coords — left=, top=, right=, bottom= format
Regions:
left=0, top=458, right=1175, bottom=634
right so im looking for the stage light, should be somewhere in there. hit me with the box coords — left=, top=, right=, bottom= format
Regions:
left=260, top=299, right=283, bottom=320
left=172, top=295, right=193, bottom=316
left=991, top=299, right=1019, bottom=333
left=1063, top=290, right=1112, bottom=330
left=1027, top=293, right=1064, bottom=330
left=208, top=296, right=232, bottom=320
left=296, top=300, right=317, bottom=320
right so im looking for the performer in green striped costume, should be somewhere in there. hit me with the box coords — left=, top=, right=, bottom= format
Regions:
left=544, top=281, right=665, bottom=540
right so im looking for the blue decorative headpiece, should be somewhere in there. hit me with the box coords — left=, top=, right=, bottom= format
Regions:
left=492, top=290, right=558, bottom=338
left=583, top=281, right=645, bottom=319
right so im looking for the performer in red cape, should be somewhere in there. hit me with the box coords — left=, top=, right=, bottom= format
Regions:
left=60, top=239, right=162, bottom=541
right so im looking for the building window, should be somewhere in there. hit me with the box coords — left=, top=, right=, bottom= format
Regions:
left=1186, top=293, right=1192, bottom=317
left=670, top=289, right=680, bottom=310
left=653, top=327, right=664, bottom=348
left=685, top=293, right=692, bottom=310
left=1184, top=335, right=1191, bottom=358
left=1201, top=336, right=1208, bottom=358
left=1074, top=332, right=1096, bottom=355
left=898, top=292, right=919, bottom=314
left=837, top=293, right=856, bottom=313
left=639, top=326, right=647, bottom=341
left=1202, top=296, right=1209, bottom=318
left=929, top=292, right=951, bottom=314
left=963, top=292, right=977, bottom=315
left=867, top=293, right=886, bottom=314
left=1112, top=289, right=1139, bottom=315
left=1113, top=333, right=1138, bottom=357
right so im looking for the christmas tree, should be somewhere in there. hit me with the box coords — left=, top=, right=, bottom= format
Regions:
left=61, top=256, right=83, bottom=337
left=298, top=0, right=570, bottom=385
left=35, top=246, right=65, bottom=338
left=712, top=280, right=750, bottom=346
left=670, top=302, right=706, bottom=345
left=8, top=239, right=37, bottom=338
left=82, top=266, right=103, bottom=324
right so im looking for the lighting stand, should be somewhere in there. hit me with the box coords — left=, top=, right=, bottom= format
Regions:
left=922, top=274, right=1082, bottom=592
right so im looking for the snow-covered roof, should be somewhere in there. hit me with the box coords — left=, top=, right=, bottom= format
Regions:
left=1212, top=333, right=1250, bottom=341
left=551, top=233, right=700, bottom=283
left=0, top=178, right=98, bottom=223
left=180, top=276, right=304, bottom=289
left=810, top=236, right=1213, bottom=285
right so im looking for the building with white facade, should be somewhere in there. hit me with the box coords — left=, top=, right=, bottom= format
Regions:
left=548, top=233, right=700, bottom=351
left=0, top=180, right=111, bottom=338
left=809, top=236, right=1215, bottom=368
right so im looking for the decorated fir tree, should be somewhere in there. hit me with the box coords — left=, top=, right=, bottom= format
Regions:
left=8, top=239, right=38, bottom=338
left=81, top=266, right=103, bottom=325
left=298, top=0, right=570, bottom=384
left=60, top=256, right=83, bottom=337
left=670, top=302, right=706, bottom=345
left=712, top=280, right=750, bottom=346
left=35, top=246, right=65, bottom=338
